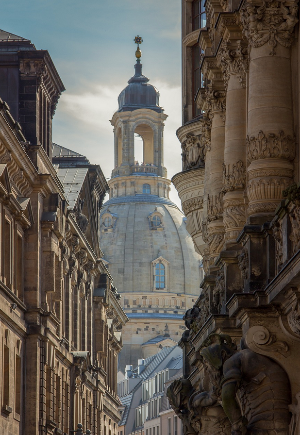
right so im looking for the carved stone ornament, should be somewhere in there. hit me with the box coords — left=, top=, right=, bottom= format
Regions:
left=238, top=247, right=249, bottom=280
left=202, top=221, right=225, bottom=257
left=240, top=0, right=299, bottom=55
left=182, top=196, right=204, bottom=216
left=212, top=269, right=225, bottom=314
left=223, top=160, right=246, bottom=193
left=217, top=40, right=249, bottom=88
left=200, top=116, right=212, bottom=153
left=207, top=193, right=224, bottom=221
left=247, top=130, right=295, bottom=163
left=245, top=325, right=289, bottom=356
left=182, top=133, right=206, bottom=171
left=205, top=86, right=226, bottom=113
left=289, top=206, right=300, bottom=255
left=223, top=204, right=246, bottom=231
left=287, top=302, right=300, bottom=336
left=272, top=220, right=283, bottom=269
left=183, top=291, right=210, bottom=334
left=283, top=182, right=300, bottom=205
left=199, top=333, right=291, bottom=435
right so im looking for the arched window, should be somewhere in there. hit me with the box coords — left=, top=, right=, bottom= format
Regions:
left=104, top=216, right=112, bottom=227
left=155, top=263, right=165, bottom=289
left=143, top=184, right=151, bottom=194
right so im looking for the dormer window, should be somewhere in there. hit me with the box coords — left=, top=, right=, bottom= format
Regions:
left=104, top=216, right=112, bottom=227
left=143, top=184, right=151, bottom=194
left=148, top=208, right=164, bottom=230
left=101, top=210, right=118, bottom=233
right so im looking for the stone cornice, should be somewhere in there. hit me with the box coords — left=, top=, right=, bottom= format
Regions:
left=182, top=29, right=201, bottom=47
left=176, top=118, right=203, bottom=143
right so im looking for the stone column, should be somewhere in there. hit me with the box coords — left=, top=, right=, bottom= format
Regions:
left=218, top=40, right=248, bottom=246
left=202, top=85, right=226, bottom=266
left=241, top=0, right=298, bottom=222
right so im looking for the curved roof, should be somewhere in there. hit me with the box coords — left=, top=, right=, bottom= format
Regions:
left=100, top=198, right=201, bottom=297
left=118, top=61, right=163, bottom=113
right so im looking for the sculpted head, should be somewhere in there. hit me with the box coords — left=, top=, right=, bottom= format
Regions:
left=200, top=334, right=236, bottom=370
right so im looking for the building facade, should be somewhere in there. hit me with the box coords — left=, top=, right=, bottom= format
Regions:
left=100, top=41, right=203, bottom=369
left=0, top=30, right=127, bottom=435
left=117, top=347, right=183, bottom=435
left=169, top=1, right=300, bottom=435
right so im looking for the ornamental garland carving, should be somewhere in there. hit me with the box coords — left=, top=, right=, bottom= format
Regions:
left=222, top=160, right=246, bottom=193
left=182, top=196, right=204, bottom=215
left=181, top=133, right=206, bottom=171
left=223, top=204, right=246, bottom=230
left=246, top=130, right=296, bottom=163
left=240, top=0, right=299, bottom=55
left=217, top=40, right=249, bottom=88
left=207, top=193, right=224, bottom=221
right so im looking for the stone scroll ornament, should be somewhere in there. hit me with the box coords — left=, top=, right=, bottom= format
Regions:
left=198, top=333, right=291, bottom=435
left=240, top=0, right=299, bottom=56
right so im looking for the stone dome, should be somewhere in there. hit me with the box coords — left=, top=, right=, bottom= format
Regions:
left=100, top=195, right=201, bottom=297
left=118, top=61, right=163, bottom=113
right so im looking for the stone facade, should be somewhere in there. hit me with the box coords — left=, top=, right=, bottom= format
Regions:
left=169, top=1, right=300, bottom=435
left=0, top=31, right=127, bottom=435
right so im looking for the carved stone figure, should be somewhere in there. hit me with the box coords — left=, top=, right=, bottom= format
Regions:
left=182, top=133, right=206, bottom=171
left=199, top=334, right=291, bottom=435
left=75, top=198, right=89, bottom=233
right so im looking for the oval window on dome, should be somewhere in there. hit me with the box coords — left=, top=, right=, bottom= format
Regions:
left=104, top=216, right=112, bottom=227
left=143, top=184, right=151, bottom=194
left=155, top=263, right=165, bottom=289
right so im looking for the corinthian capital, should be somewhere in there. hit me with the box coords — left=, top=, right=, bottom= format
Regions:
left=217, top=40, right=249, bottom=88
left=240, top=0, right=299, bottom=55
left=204, top=85, right=226, bottom=113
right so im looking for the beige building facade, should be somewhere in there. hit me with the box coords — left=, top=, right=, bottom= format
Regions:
left=0, top=30, right=127, bottom=435
left=169, top=2, right=300, bottom=435
left=100, top=45, right=202, bottom=369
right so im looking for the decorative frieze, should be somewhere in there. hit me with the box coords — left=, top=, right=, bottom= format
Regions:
left=240, top=0, right=299, bottom=55
left=247, top=177, right=292, bottom=203
left=246, top=130, right=295, bottom=163
left=182, top=196, right=204, bottom=216
left=222, top=160, right=246, bottom=193
left=223, top=204, right=246, bottom=231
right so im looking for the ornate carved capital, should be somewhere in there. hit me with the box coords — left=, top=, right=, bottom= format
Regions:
left=202, top=220, right=225, bottom=257
left=223, top=204, right=246, bottom=231
left=205, top=86, right=226, bottom=113
left=222, top=160, right=246, bottom=193
left=247, top=130, right=296, bottom=163
left=240, top=0, right=299, bottom=55
left=217, top=40, right=249, bottom=88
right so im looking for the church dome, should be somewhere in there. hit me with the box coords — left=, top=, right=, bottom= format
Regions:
left=100, top=195, right=201, bottom=298
left=118, top=62, right=163, bottom=113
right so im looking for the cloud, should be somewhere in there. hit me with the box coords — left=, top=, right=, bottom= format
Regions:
left=53, top=81, right=183, bottom=208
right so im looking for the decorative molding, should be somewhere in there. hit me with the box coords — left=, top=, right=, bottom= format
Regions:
left=247, top=201, right=279, bottom=214
left=287, top=302, right=300, bottom=336
left=289, top=206, right=300, bottom=255
left=247, top=178, right=292, bottom=203
left=240, top=0, right=299, bottom=55
left=273, top=220, right=283, bottom=270
left=212, top=269, right=225, bottom=314
left=182, top=196, right=204, bottom=215
left=223, top=160, right=246, bottom=193
left=245, top=325, right=289, bottom=356
left=223, top=204, right=246, bottom=230
left=247, top=130, right=296, bottom=163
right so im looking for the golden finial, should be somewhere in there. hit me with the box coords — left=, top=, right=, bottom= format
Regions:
left=134, top=35, right=143, bottom=60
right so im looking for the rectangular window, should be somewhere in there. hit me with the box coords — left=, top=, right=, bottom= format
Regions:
left=15, top=354, right=21, bottom=415
left=153, top=427, right=155, bottom=435
left=16, top=233, right=23, bottom=299
left=3, top=345, right=9, bottom=407
left=168, top=418, right=171, bottom=435
left=192, top=0, right=206, bottom=31
left=146, top=429, right=148, bottom=435
left=174, top=416, right=178, bottom=435
left=4, top=219, right=11, bottom=287
left=157, top=427, right=159, bottom=435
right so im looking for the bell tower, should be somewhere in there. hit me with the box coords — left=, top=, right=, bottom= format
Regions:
left=110, top=36, right=168, bottom=182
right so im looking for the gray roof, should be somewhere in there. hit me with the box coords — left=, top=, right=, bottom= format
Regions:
left=103, top=194, right=178, bottom=208
left=119, top=393, right=133, bottom=426
left=0, top=29, right=29, bottom=41
left=52, top=143, right=86, bottom=159
left=166, top=356, right=183, bottom=370
left=142, top=335, right=173, bottom=346
left=56, top=167, right=88, bottom=209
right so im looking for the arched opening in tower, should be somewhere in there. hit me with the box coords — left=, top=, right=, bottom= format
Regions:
left=134, top=123, right=154, bottom=166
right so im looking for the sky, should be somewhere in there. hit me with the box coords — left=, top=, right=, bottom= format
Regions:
left=2, top=0, right=183, bottom=206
